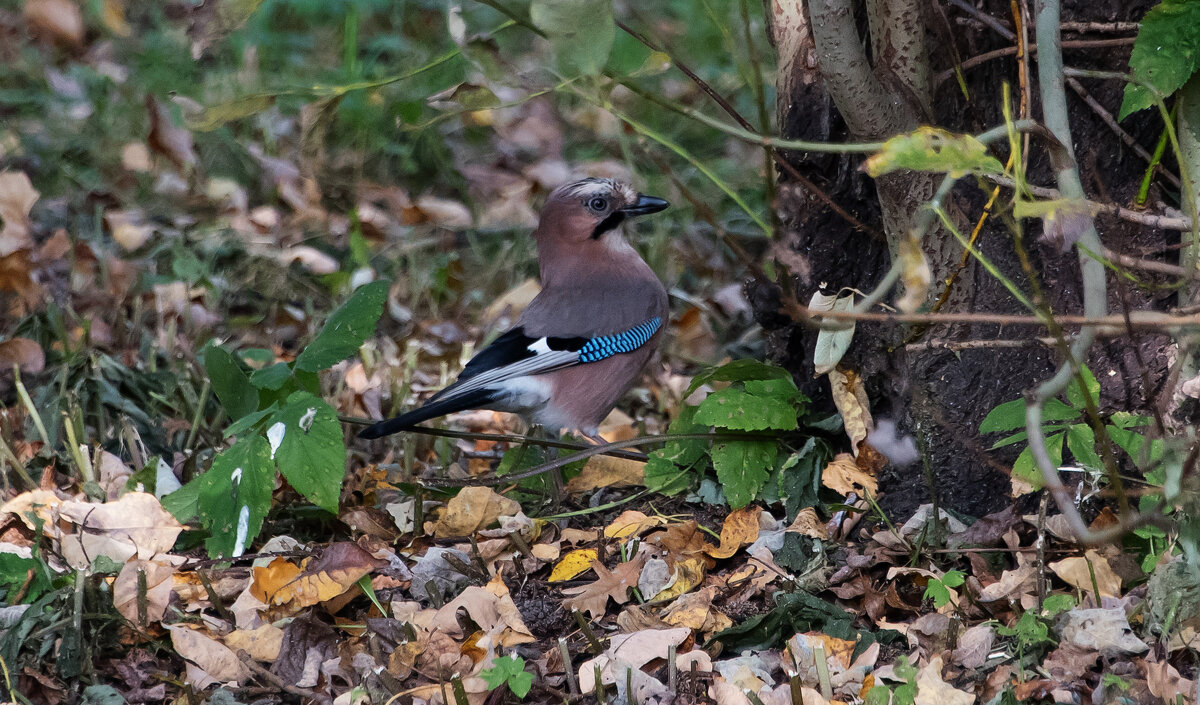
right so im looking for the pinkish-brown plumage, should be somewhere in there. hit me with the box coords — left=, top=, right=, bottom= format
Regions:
left=358, top=177, right=670, bottom=441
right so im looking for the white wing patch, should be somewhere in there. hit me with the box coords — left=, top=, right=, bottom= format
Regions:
left=527, top=338, right=552, bottom=355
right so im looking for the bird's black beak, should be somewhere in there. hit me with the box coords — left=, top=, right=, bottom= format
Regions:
left=621, top=194, right=670, bottom=217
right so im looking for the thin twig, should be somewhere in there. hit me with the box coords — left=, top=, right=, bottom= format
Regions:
left=935, top=37, right=1136, bottom=85
left=983, top=174, right=1193, bottom=231
left=237, top=650, right=329, bottom=704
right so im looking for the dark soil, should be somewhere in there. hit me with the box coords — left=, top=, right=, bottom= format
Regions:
left=760, top=0, right=1171, bottom=520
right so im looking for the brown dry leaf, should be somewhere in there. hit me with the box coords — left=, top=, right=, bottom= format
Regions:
left=821, top=453, right=878, bottom=496
left=549, top=548, right=598, bottom=582
left=604, top=510, right=666, bottom=539
left=562, top=552, right=648, bottom=618
left=1144, top=658, right=1196, bottom=701
left=0, top=171, right=39, bottom=256
left=146, top=94, right=197, bottom=172
left=913, top=655, right=975, bottom=705
left=58, top=492, right=184, bottom=569
left=827, top=368, right=872, bottom=451
left=0, top=338, right=44, bottom=375
left=661, top=586, right=732, bottom=636
left=223, top=624, right=285, bottom=662
left=0, top=250, right=43, bottom=311
left=166, top=624, right=251, bottom=687
left=432, top=486, right=520, bottom=538
left=565, top=455, right=644, bottom=494
left=952, top=624, right=995, bottom=670
left=431, top=572, right=536, bottom=647
left=787, top=507, right=830, bottom=539
left=705, top=506, right=761, bottom=559
left=0, top=490, right=61, bottom=530
left=578, top=627, right=692, bottom=694
left=264, top=542, right=384, bottom=608
left=896, top=233, right=931, bottom=314
left=113, top=559, right=177, bottom=628
left=23, top=0, right=83, bottom=47
left=250, top=557, right=303, bottom=604
left=1049, top=549, right=1121, bottom=598
left=978, top=563, right=1037, bottom=605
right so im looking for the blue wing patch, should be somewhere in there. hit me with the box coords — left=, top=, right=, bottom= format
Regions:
left=578, top=317, right=662, bottom=363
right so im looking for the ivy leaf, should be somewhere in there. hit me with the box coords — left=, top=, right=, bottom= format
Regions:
left=268, top=392, right=346, bottom=513
left=204, top=345, right=258, bottom=420
left=695, top=388, right=797, bottom=432
left=294, top=280, right=389, bottom=373
left=1120, top=0, right=1200, bottom=119
left=530, top=0, right=614, bottom=77
left=189, top=435, right=275, bottom=558
left=712, top=440, right=775, bottom=509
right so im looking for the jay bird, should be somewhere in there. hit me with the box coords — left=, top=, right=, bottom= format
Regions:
left=358, top=177, right=670, bottom=444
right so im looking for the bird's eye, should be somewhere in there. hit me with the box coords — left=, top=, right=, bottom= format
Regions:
left=588, top=196, right=608, bottom=211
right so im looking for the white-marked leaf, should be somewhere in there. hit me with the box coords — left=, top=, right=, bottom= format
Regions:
left=810, top=290, right=856, bottom=375
left=270, top=392, right=345, bottom=513
left=194, top=435, right=273, bottom=558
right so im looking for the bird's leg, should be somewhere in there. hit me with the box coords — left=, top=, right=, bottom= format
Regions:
left=582, top=432, right=607, bottom=446
left=530, top=425, right=565, bottom=507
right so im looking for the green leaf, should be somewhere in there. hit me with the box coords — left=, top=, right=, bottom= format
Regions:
left=223, top=405, right=277, bottom=438
left=744, top=377, right=802, bottom=402
left=1066, top=423, right=1104, bottom=470
left=481, top=655, right=531, bottom=698
left=864, top=127, right=1005, bottom=178
left=711, top=440, right=775, bottom=509
left=644, top=406, right=708, bottom=495
left=195, top=435, right=275, bottom=558
left=1066, top=366, right=1100, bottom=411
left=294, top=280, right=389, bottom=373
left=778, top=436, right=829, bottom=520
left=205, top=346, right=259, bottom=420
left=940, top=570, right=966, bottom=588
left=989, top=430, right=1028, bottom=449
left=530, top=0, right=614, bottom=77
left=979, top=399, right=1027, bottom=433
left=685, top=359, right=792, bottom=396
left=0, top=553, right=50, bottom=603
left=250, top=362, right=293, bottom=390
left=1120, top=0, right=1200, bottom=119
left=924, top=580, right=951, bottom=608
left=1012, top=432, right=1064, bottom=489
left=1042, top=593, right=1076, bottom=615
left=269, top=392, right=346, bottom=513
left=1044, top=398, right=1083, bottom=422
left=695, top=388, right=798, bottom=432
left=1108, top=424, right=1165, bottom=467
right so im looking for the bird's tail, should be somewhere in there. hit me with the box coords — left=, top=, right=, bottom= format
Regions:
left=356, top=388, right=501, bottom=439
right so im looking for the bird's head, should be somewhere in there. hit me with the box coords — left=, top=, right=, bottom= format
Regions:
left=536, top=178, right=669, bottom=246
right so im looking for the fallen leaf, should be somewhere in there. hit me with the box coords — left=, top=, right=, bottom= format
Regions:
left=0, top=338, right=45, bottom=375
left=58, top=492, right=184, bottom=569
left=705, top=506, right=761, bottom=559
left=223, top=624, right=285, bottom=662
left=1049, top=549, right=1121, bottom=598
left=604, top=510, right=666, bottom=539
left=562, top=552, right=648, bottom=618
left=952, top=624, right=994, bottom=669
left=23, top=0, right=84, bottom=47
left=0, top=172, right=39, bottom=256
left=105, top=209, right=155, bottom=251
left=113, top=559, right=177, bottom=628
left=432, top=486, right=521, bottom=538
left=565, top=455, right=644, bottom=494
left=913, top=655, right=974, bottom=705
left=821, top=453, right=878, bottom=496
left=166, top=624, right=251, bottom=687
left=263, top=542, right=384, bottom=608
left=549, top=548, right=599, bottom=582
left=827, top=370, right=872, bottom=452
left=1057, top=607, right=1148, bottom=657
left=146, top=94, right=197, bottom=172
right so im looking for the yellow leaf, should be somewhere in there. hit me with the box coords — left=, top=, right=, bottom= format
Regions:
left=565, top=455, right=644, bottom=494
left=432, top=486, right=521, bottom=538
left=821, top=453, right=878, bottom=497
left=604, top=510, right=666, bottom=539
left=704, top=506, right=761, bottom=559
left=653, top=557, right=707, bottom=601
left=549, top=548, right=598, bottom=582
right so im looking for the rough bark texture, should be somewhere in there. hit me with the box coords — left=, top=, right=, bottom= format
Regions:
left=761, top=0, right=1172, bottom=519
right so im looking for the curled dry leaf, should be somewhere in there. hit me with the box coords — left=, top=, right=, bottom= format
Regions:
left=113, top=559, right=177, bottom=628
left=896, top=233, right=931, bottom=313
left=0, top=338, right=45, bottom=375
left=705, top=506, right=761, bottom=559
left=23, top=0, right=84, bottom=47
left=1049, top=549, right=1121, bottom=598
left=827, top=368, right=872, bottom=452
left=810, top=290, right=855, bottom=375
left=166, top=624, right=251, bottom=687
left=431, top=486, right=521, bottom=538
left=0, top=171, right=39, bottom=256
left=821, top=453, right=878, bottom=497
